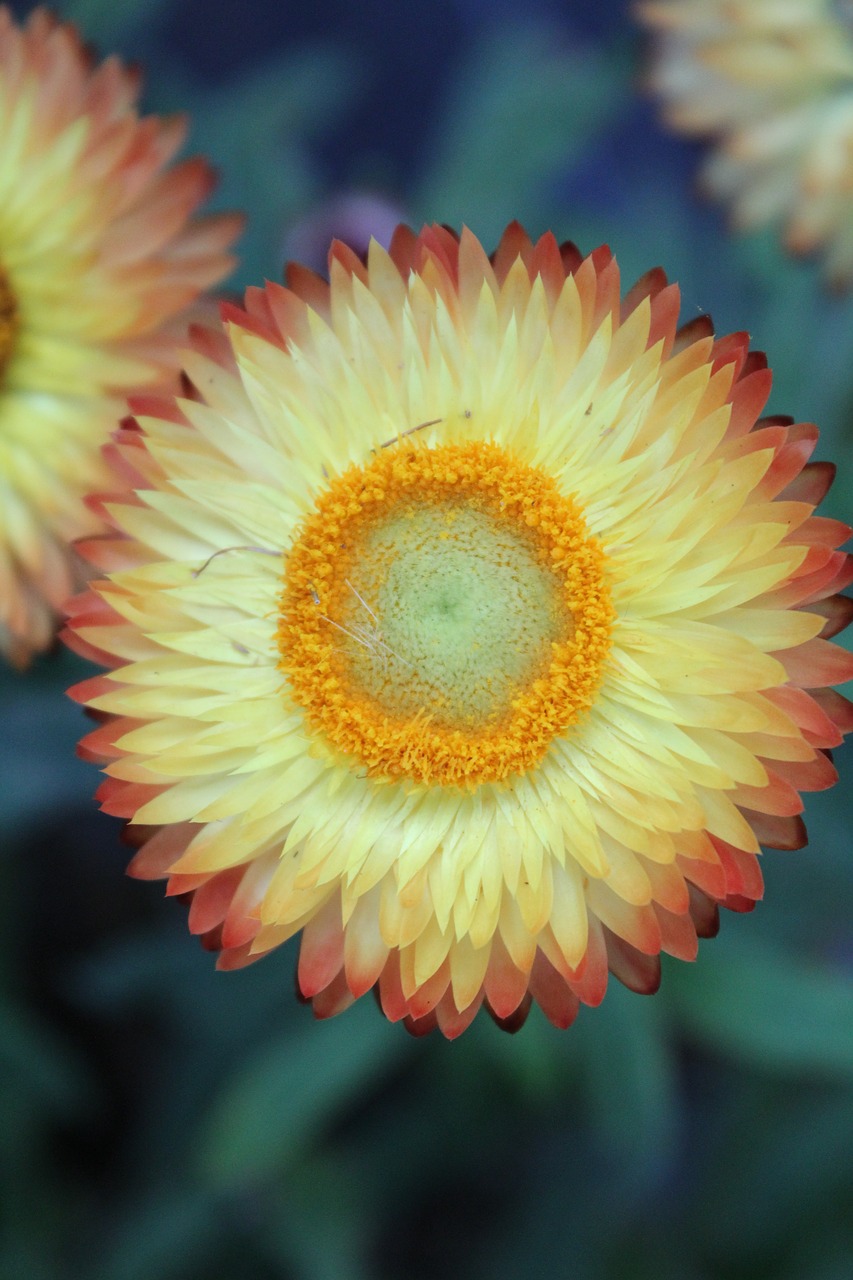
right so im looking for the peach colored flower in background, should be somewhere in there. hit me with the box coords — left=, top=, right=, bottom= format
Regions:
left=637, top=0, right=853, bottom=286
left=67, top=223, right=853, bottom=1038
left=0, top=6, right=241, bottom=664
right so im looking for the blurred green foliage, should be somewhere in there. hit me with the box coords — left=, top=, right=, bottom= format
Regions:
left=3, top=1, right=853, bottom=1277
left=410, top=24, right=629, bottom=243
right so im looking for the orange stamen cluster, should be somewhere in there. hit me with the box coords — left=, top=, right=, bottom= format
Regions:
left=278, top=440, right=614, bottom=788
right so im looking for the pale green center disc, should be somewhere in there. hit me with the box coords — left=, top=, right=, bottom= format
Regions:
left=339, top=500, right=570, bottom=729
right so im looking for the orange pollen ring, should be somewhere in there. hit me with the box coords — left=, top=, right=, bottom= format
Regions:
left=0, top=265, right=18, bottom=381
left=277, top=440, right=614, bottom=788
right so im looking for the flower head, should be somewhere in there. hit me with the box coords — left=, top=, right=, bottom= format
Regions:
left=67, top=222, right=853, bottom=1038
left=637, top=0, right=853, bottom=286
left=0, top=6, right=241, bottom=663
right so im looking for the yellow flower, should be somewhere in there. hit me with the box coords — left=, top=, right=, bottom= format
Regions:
left=68, top=223, right=853, bottom=1037
left=0, top=6, right=241, bottom=663
left=637, top=0, right=853, bottom=286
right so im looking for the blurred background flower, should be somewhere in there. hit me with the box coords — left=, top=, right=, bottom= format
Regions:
left=0, top=6, right=240, bottom=665
left=638, top=0, right=853, bottom=288
left=282, top=191, right=405, bottom=276
left=3, top=1, right=853, bottom=1278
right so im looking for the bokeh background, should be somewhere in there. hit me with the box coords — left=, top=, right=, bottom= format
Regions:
left=3, top=1, right=853, bottom=1277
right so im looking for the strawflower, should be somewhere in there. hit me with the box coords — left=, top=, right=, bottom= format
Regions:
left=637, top=0, right=853, bottom=287
left=67, top=223, right=853, bottom=1038
left=0, top=6, right=241, bottom=663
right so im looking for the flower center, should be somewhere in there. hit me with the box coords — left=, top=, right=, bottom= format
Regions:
left=0, top=265, right=18, bottom=382
left=278, top=440, right=613, bottom=787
